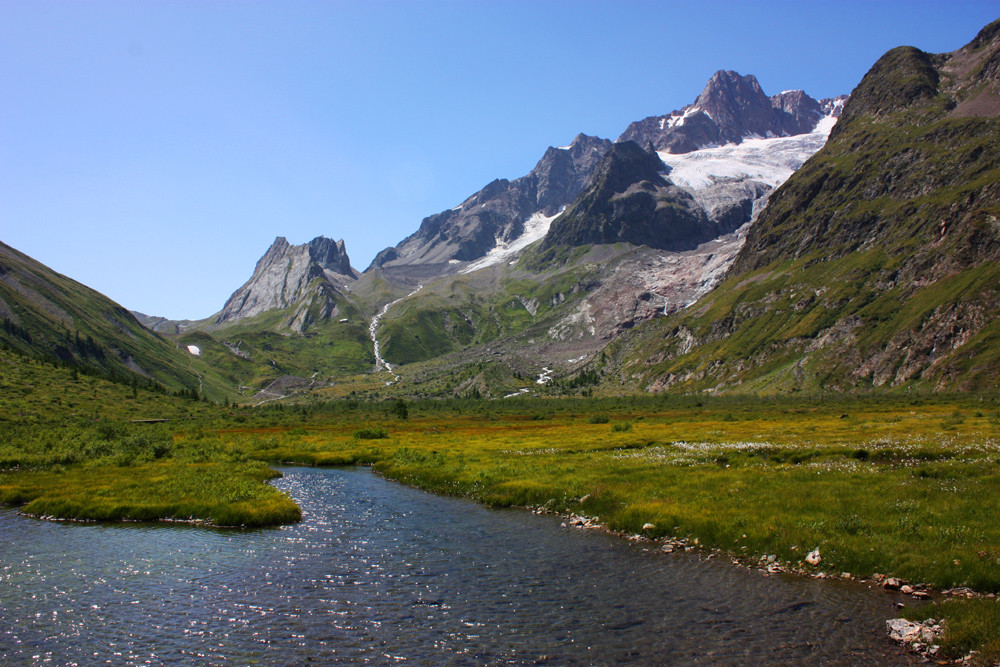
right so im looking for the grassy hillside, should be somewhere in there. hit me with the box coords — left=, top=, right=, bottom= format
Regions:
left=194, top=299, right=374, bottom=389
left=132, top=281, right=379, bottom=400
left=375, top=246, right=628, bottom=367
left=0, top=241, right=237, bottom=399
left=609, top=20, right=1000, bottom=394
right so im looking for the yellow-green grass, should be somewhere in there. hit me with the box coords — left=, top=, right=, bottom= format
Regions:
left=227, top=398, right=1000, bottom=659
left=3, top=386, right=999, bottom=654
left=237, top=401, right=1000, bottom=591
left=0, top=460, right=299, bottom=527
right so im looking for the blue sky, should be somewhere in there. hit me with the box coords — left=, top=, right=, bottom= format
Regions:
left=2, top=1, right=997, bottom=320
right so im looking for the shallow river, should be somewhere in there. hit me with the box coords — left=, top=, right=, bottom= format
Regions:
left=0, top=466, right=914, bottom=665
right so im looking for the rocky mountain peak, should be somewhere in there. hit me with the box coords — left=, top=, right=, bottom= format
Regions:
left=251, top=235, right=354, bottom=279
left=368, top=134, right=612, bottom=275
left=256, top=236, right=290, bottom=267
left=216, top=236, right=356, bottom=329
left=539, top=141, right=716, bottom=253
left=618, top=70, right=833, bottom=154
left=693, top=70, right=768, bottom=119
left=307, top=236, right=354, bottom=276
left=771, top=89, right=822, bottom=120
left=589, top=140, right=669, bottom=195
left=367, top=70, right=839, bottom=282
left=533, top=133, right=613, bottom=215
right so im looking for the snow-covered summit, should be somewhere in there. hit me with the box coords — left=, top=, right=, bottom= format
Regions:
left=370, top=70, right=845, bottom=284
left=619, top=70, right=838, bottom=155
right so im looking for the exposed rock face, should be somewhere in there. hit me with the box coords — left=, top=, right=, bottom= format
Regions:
left=615, top=18, right=1000, bottom=394
left=619, top=70, right=844, bottom=154
left=131, top=312, right=198, bottom=335
left=363, top=70, right=844, bottom=373
left=369, top=70, right=841, bottom=285
left=540, top=141, right=718, bottom=252
left=368, top=133, right=612, bottom=274
left=534, top=73, right=842, bottom=267
left=216, top=236, right=356, bottom=330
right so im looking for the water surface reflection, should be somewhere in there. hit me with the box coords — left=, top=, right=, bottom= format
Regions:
left=0, top=466, right=913, bottom=664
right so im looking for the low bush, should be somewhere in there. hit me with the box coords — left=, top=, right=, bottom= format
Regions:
left=353, top=427, right=389, bottom=440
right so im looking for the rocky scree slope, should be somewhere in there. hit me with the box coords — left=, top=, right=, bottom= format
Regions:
left=609, top=19, right=1000, bottom=394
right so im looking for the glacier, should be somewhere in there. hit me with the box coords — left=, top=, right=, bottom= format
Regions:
left=657, top=112, right=838, bottom=191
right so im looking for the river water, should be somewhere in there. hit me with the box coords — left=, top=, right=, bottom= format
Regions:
left=0, top=466, right=914, bottom=665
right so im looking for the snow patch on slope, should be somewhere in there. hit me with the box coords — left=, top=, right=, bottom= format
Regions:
left=461, top=211, right=561, bottom=273
left=660, top=106, right=706, bottom=130
left=657, top=113, right=836, bottom=191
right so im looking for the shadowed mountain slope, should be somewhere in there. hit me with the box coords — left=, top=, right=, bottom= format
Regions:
left=609, top=19, right=1000, bottom=394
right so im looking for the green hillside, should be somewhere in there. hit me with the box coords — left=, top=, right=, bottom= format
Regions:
left=610, top=20, right=1000, bottom=395
left=0, top=241, right=237, bottom=399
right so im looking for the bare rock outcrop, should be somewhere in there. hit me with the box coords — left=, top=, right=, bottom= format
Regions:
left=216, top=236, right=356, bottom=330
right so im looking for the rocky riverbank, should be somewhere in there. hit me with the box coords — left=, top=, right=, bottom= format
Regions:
left=532, top=504, right=999, bottom=664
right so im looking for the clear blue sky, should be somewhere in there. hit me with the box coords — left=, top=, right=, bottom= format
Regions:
left=2, top=1, right=997, bottom=320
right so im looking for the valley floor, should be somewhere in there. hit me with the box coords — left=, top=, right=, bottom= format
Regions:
left=2, top=381, right=999, bottom=661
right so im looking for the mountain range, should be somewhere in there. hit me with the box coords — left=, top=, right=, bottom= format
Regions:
left=3, top=17, right=999, bottom=402
left=612, top=18, right=1000, bottom=394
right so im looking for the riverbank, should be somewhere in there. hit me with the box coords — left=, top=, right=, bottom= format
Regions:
left=2, top=392, right=999, bottom=660
left=241, top=396, right=1000, bottom=663
left=0, top=459, right=300, bottom=528
left=0, top=465, right=917, bottom=665
left=530, top=503, right=993, bottom=662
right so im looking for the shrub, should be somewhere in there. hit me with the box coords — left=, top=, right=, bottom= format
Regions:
left=588, top=414, right=610, bottom=424
left=354, top=427, right=389, bottom=440
left=611, top=422, right=633, bottom=433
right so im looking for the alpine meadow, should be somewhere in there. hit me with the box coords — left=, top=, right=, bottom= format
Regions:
left=3, top=7, right=1000, bottom=665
